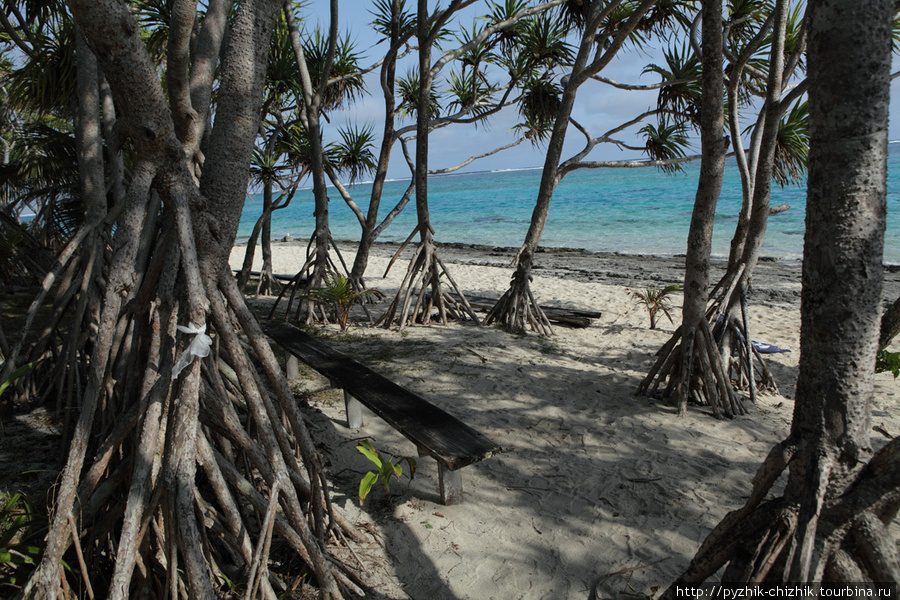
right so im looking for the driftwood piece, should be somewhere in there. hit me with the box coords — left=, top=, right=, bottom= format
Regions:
left=447, top=293, right=601, bottom=328
left=233, top=269, right=305, bottom=283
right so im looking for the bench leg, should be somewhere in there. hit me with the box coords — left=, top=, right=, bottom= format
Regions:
left=286, top=354, right=299, bottom=380
left=439, top=464, right=463, bottom=505
left=345, top=391, right=363, bottom=429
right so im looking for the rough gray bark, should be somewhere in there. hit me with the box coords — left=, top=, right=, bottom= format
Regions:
left=677, top=0, right=729, bottom=416
left=878, top=296, right=900, bottom=349
left=15, top=1, right=355, bottom=598
left=661, top=0, right=897, bottom=591
left=349, top=0, right=405, bottom=289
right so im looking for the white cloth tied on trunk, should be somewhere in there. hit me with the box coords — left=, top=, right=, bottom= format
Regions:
left=172, top=322, right=213, bottom=380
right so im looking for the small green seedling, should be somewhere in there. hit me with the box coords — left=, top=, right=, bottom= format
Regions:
left=306, top=270, right=383, bottom=330
left=876, top=350, right=900, bottom=378
left=0, top=486, right=44, bottom=591
left=356, top=440, right=416, bottom=504
left=630, top=284, right=683, bottom=329
left=0, top=360, right=41, bottom=400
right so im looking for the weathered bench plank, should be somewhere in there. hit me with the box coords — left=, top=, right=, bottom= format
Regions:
left=266, top=323, right=502, bottom=503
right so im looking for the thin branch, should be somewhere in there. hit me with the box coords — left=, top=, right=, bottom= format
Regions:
left=0, top=9, right=37, bottom=59
left=559, top=153, right=704, bottom=177
left=590, top=75, right=699, bottom=91
left=428, top=137, right=526, bottom=174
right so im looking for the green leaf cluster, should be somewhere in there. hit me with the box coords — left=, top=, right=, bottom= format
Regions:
left=631, top=284, right=683, bottom=330
left=306, top=271, right=382, bottom=330
left=0, top=486, right=45, bottom=592
left=356, top=440, right=417, bottom=504
left=876, top=350, right=900, bottom=379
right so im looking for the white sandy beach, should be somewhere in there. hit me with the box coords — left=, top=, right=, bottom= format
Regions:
left=231, top=242, right=900, bottom=600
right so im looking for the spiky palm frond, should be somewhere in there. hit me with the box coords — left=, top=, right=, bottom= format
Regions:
left=491, top=51, right=535, bottom=87
left=251, top=126, right=289, bottom=187
left=454, top=21, right=492, bottom=70
left=519, top=12, right=574, bottom=69
left=280, top=122, right=314, bottom=175
left=1, top=119, right=83, bottom=248
left=558, top=0, right=590, bottom=31
left=772, top=100, right=808, bottom=188
left=306, top=270, right=382, bottom=330
left=370, top=0, right=416, bottom=41
left=513, top=111, right=554, bottom=147
left=640, top=118, right=690, bottom=174
left=132, top=0, right=171, bottom=63
left=1, top=120, right=79, bottom=204
left=597, top=2, right=654, bottom=51
left=639, top=0, right=696, bottom=35
left=19, top=0, right=67, bottom=27
left=631, top=284, right=683, bottom=329
left=486, top=0, right=532, bottom=53
left=35, top=193, right=83, bottom=247
left=445, top=70, right=496, bottom=124
left=726, top=0, right=768, bottom=43
left=266, top=14, right=302, bottom=105
left=893, top=14, right=900, bottom=54
left=643, top=44, right=702, bottom=126
left=302, top=28, right=366, bottom=110
left=756, top=2, right=807, bottom=73
left=332, top=124, right=377, bottom=184
left=396, top=69, right=441, bottom=119
left=518, top=76, right=561, bottom=137
left=782, top=2, right=807, bottom=73
left=7, top=18, right=76, bottom=116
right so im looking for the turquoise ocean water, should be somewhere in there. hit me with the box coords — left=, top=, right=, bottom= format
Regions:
left=238, top=143, right=900, bottom=264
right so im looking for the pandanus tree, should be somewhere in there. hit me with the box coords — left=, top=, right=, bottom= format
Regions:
left=662, top=0, right=900, bottom=588
left=3, top=1, right=366, bottom=597
left=379, top=0, right=575, bottom=328
left=278, top=1, right=372, bottom=325
left=378, top=0, right=482, bottom=329
left=485, top=0, right=710, bottom=335
left=347, top=0, right=567, bottom=298
left=236, top=128, right=299, bottom=296
left=638, top=0, right=813, bottom=415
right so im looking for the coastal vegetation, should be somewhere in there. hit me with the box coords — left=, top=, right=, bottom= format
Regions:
left=0, top=0, right=897, bottom=598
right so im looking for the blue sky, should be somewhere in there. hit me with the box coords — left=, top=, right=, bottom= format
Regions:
left=301, top=0, right=900, bottom=180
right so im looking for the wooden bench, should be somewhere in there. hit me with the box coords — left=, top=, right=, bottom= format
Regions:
left=265, top=323, right=502, bottom=505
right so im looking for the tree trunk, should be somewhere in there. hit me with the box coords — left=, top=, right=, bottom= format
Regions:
left=713, top=0, right=791, bottom=399
left=483, top=2, right=600, bottom=336
left=661, top=0, right=896, bottom=590
left=16, top=1, right=354, bottom=598
left=485, top=0, right=656, bottom=335
left=675, top=0, right=731, bottom=416
left=349, top=0, right=402, bottom=290
left=878, top=295, right=900, bottom=350
left=258, top=178, right=276, bottom=295
left=379, top=0, right=481, bottom=329
left=640, top=0, right=791, bottom=412
left=282, top=0, right=347, bottom=324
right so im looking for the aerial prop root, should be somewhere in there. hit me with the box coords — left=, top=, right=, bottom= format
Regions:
left=483, top=271, right=554, bottom=336
left=379, top=234, right=480, bottom=330
left=661, top=438, right=900, bottom=597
